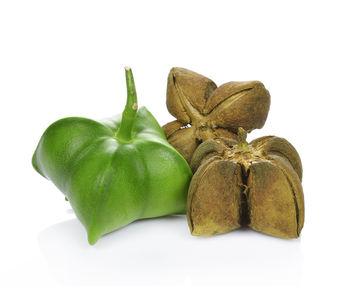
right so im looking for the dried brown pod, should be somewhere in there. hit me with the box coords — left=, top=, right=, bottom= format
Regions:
left=187, top=128, right=304, bottom=239
left=163, top=68, right=271, bottom=163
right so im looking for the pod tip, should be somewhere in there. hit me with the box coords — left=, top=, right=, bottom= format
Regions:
left=87, top=230, right=100, bottom=245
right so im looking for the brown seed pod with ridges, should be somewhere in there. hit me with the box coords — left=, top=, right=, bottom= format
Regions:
left=187, top=128, right=304, bottom=239
left=163, top=67, right=271, bottom=163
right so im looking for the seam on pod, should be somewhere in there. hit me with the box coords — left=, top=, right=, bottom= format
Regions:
left=268, top=149, right=301, bottom=180
left=246, top=165, right=255, bottom=229
left=204, top=88, right=253, bottom=115
left=279, top=167, right=300, bottom=236
left=129, top=144, right=149, bottom=219
left=173, top=75, right=203, bottom=122
left=89, top=148, right=120, bottom=239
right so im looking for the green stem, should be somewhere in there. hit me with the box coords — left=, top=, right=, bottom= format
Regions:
left=116, top=67, right=138, bottom=142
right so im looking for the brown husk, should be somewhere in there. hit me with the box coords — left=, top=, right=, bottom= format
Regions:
left=163, top=67, right=271, bottom=163
left=187, top=131, right=304, bottom=239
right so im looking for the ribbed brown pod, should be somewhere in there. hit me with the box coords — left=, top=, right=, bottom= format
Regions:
left=187, top=128, right=304, bottom=239
left=163, top=68, right=271, bottom=163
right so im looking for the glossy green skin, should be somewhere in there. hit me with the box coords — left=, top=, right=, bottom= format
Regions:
left=32, top=107, right=192, bottom=244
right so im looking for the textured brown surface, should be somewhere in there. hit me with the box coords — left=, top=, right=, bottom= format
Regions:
left=187, top=158, right=242, bottom=236
left=163, top=67, right=271, bottom=163
left=187, top=132, right=304, bottom=239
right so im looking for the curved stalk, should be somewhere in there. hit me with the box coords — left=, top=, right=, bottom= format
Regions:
left=116, top=67, right=138, bottom=142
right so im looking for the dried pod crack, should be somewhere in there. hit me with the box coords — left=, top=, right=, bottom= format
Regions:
left=163, top=67, right=271, bottom=163
left=187, top=128, right=304, bottom=239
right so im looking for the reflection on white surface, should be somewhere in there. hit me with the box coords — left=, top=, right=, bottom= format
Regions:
left=38, top=215, right=303, bottom=286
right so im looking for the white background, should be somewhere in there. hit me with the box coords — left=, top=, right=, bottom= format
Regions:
left=1, top=0, right=349, bottom=285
